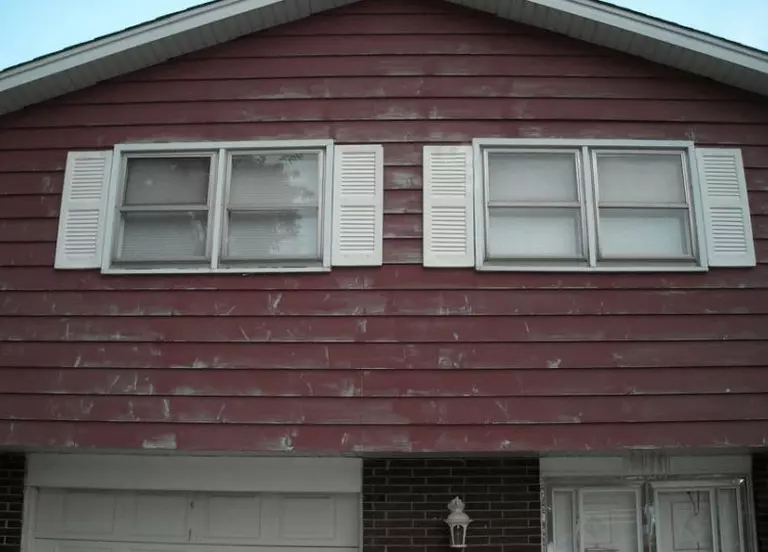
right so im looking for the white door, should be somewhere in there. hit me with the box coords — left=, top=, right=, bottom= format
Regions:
left=32, top=489, right=359, bottom=552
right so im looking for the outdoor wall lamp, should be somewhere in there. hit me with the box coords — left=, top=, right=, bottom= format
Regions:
left=445, top=497, right=472, bottom=548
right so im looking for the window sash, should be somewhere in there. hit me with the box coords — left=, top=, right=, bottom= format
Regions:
left=591, top=149, right=698, bottom=263
left=113, top=153, right=216, bottom=263
left=481, top=146, right=699, bottom=268
left=220, top=150, right=325, bottom=264
left=110, top=148, right=326, bottom=267
left=482, top=148, right=588, bottom=264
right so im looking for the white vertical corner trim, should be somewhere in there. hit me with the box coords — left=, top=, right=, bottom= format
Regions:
left=696, top=148, right=756, bottom=267
left=331, top=144, right=384, bottom=266
left=54, top=150, right=113, bottom=269
left=21, top=487, right=37, bottom=552
left=423, top=145, right=475, bottom=267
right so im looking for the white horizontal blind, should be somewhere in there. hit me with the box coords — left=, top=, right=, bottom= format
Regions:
left=423, top=145, right=474, bottom=267
left=55, top=151, right=113, bottom=269
left=121, top=213, right=208, bottom=261
left=696, top=148, right=755, bottom=267
left=331, top=145, right=383, bottom=266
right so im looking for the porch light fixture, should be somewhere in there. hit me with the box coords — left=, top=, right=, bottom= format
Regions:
left=445, top=497, right=472, bottom=548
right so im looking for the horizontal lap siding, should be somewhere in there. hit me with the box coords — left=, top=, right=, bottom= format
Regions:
left=0, top=0, right=766, bottom=453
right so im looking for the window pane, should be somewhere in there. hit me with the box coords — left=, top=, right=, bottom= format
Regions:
left=119, top=212, right=208, bottom=261
left=718, top=489, right=742, bottom=552
left=581, top=489, right=639, bottom=552
left=124, top=157, right=210, bottom=205
left=596, top=153, right=686, bottom=204
left=226, top=210, right=319, bottom=261
left=656, top=490, right=714, bottom=552
left=488, top=152, right=579, bottom=202
left=552, top=491, right=576, bottom=552
left=230, top=153, right=320, bottom=206
left=599, top=208, right=692, bottom=259
left=487, top=207, right=584, bottom=259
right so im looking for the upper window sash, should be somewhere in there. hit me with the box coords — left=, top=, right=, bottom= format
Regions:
left=102, top=140, right=334, bottom=274
left=473, top=139, right=705, bottom=272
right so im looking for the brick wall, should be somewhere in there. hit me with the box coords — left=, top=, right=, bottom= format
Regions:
left=363, top=458, right=541, bottom=552
left=0, top=454, right=24, bottom=552
left=755, top=454, right=768, bottom=552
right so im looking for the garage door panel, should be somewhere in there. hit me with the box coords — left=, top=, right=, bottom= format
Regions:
left=36, top=490, right=118, bottom=539
left=39, top=542, right=357, bottom=552
left=36, top=539, right=118, bottom=552
left=278, top=496, right=336, bottom=541
left=263, top=494, right=358, bottom=547
left=128, top=494, right=191, bottom=541
left=191, top=495, right=261, bottom=543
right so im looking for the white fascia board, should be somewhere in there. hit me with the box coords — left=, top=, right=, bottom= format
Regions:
left=0, top=0, right=284, bottom=93
left=528, top=0, right=768, bottom=74
left=27, top=454, right=362, bottom=493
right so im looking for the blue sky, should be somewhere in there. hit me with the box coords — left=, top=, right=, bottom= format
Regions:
left=0, top=0, right=766, bottom=71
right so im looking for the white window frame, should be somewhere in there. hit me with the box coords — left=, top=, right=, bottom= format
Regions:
left=543, top=475, right=757, bottom=552
left=473, top=139, right=709, bottom=272
left=541, top=474, right=758, bottom=552
left=101, top=140, right=335, bottom=274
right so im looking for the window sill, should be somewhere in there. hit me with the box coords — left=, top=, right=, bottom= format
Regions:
left=100, top=265, right=331, bottom=275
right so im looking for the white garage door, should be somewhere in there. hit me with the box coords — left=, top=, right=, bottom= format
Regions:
left=33, top=489, right=359, bottom=552
left=26, top=454, right=362, bottom=552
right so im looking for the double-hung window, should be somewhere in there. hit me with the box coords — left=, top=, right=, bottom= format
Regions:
left=422, top=140, right=755, bottom=271
left=110, top=143, right=329, bottom=271
left=479, top=141, right=702, bottom=271
left=54, top=140, right=385, bottom=273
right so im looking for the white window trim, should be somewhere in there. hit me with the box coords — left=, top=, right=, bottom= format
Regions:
left=472, top=138, right=709, bottom=272
left=101, top=139, right=335, bottom=275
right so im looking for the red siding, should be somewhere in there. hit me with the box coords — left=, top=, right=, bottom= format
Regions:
left=0, top=0, right=767, bottom=453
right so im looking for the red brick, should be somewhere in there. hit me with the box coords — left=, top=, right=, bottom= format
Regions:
left=0, top=455, right=23, bottom=552
left=363, top=457, right=540, bottom=552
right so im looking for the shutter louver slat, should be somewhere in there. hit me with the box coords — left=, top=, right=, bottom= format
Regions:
left=331, top=145, right=383, bottom=266
left=696, top=148, right=755, bottom=267
left=423, top=145, right=475, bottom=267
left=55, top=151, right=113, bottom=269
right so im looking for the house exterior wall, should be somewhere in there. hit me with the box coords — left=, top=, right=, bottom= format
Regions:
left=0, top=0, right=766, bottom=453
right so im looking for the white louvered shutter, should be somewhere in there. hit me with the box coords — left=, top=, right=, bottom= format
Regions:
left=55, top=151, right=113, bottom=269
left=331, top=145, right=384, bottom=266
left=423, top=145, right=475, bottom=267
left=695, top=148, right=755, bottom=267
